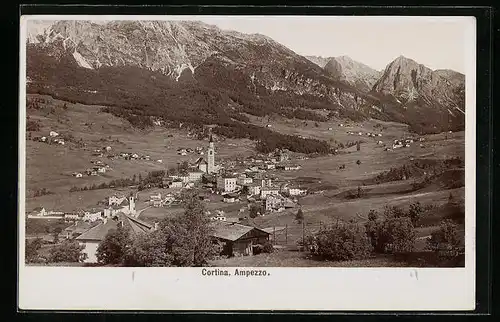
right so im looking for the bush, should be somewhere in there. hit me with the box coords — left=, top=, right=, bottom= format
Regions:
left=124, top=196, right=222, bottom=267
left=26, top=119, right=41, bottom=132
left=25, top=238, right=44, bottom=263
left=306, top=223, right=372, bottom=261
left=48, top=239, right=87, bottom=263
left=426, top=220, right=464, bottom=257
left=365, top=209, right=416, bottom=254
left=262, top=241, right=274, bottom=254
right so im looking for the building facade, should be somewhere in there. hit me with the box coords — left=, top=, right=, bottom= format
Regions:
left=207, top=134, right=216, bottom=174
left=217, top=176, right=237, bottom=192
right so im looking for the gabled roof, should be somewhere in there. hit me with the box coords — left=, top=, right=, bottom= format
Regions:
left=211, top=223, right=269, bottom=242
left=32, top=207, right=44, bottom=212
left=64, top=221, right=95, bottom=234
left=76, top=213, right=153, bottom=242
left=75, top=219, right=119, bottom=242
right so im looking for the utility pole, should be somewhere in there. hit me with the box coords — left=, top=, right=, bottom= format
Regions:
left=273, top=226, right=276, bottom=246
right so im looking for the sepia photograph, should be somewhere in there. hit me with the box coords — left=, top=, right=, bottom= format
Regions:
left=18, top=14, right=477, bottom=311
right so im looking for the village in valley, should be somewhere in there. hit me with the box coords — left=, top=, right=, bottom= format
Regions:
left=25, top=97, right=465, bottom=267
left=23, top=19, right=466, bottom=268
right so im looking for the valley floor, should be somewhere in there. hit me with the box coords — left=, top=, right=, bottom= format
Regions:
left=23, top=94, right=466, bottom=267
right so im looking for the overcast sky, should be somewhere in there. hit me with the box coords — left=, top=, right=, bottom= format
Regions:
left=188, top=16, right=473, bottom=73
left=26, top=15, right=474, bottom=74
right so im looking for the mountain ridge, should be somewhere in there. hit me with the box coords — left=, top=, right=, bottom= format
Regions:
left=26, top=20, right=465, bottom=135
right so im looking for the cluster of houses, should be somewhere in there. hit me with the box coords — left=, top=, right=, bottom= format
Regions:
left=32, top=130, right=66, bottom=145
left=89, top=146, right=163, bottom=164
left=177, top=146, right=205, bottom=156
left=149, top=192, right=177, bottom=207
left=214, top=173, right=306, bottom=213
left=346, top=130, right=383, bottom=138
left=27, top=193, right=137, bottom=223
left=385, top=137, right=426, bottom=151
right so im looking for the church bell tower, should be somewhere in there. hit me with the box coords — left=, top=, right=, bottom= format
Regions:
left=207, top=134, right=215, bottom=173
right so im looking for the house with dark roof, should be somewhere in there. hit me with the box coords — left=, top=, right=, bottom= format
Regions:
left=211, top=222, right=270, bottom=257
left=76, top=213, right=155, bottom=263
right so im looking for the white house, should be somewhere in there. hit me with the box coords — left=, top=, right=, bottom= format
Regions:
left=188, top=171, right=204, bottom=182
left=170, top=180, right=183, bottom=189
left=260, top=187, right=280, bottom=199
left=150, top=193, right=163, bottom=207
left=237, top=175, right=253, bottom=186
left=108, top=194, right=127, bottom=206
left=266, top=164, right=276, bottom=170
left=265, top=194, right=284, bottom=212
left=76, top=215, right=154, bottom=263
left=30, top=207, right=47, bottom=217
left=217, top=176, right=237, bottom=192
left=107, top=195, right=136, bottom=215
left=248, top=184, right=262, bottom=196
left=49, top=131, right=59, bottom=137
left=288, top=187, right=306, bottom=196
left=83, top=210, right=103, bottom=222
left=64, top=213, right=80, bottom=220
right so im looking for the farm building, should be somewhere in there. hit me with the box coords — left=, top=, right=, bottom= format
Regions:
left=211, top=222, right=270, bottom=257
left=76, top=214, right=155, bottom=263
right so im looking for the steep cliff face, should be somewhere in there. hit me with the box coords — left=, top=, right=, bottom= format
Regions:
left=307, top=55, right=381, bottom=93
left=26, top=20, right=465, bottom=134
left=27, top=20, right=370, bottom=113
left=373, top=56, right=464, bottom=110
left=371, top=56, right=465, bottom=133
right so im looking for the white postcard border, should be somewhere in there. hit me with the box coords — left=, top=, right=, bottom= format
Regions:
left=18, top=15, right=477, bottom=311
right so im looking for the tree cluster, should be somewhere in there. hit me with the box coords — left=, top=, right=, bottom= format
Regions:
left=95, top=196, right=221, bottom=267
left=364, top=204, right=422, bottom=254
left=301, top=223, right=372, bottom=261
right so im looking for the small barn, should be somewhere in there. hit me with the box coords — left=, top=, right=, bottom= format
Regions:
left=211, top=223, right=270, bottom=257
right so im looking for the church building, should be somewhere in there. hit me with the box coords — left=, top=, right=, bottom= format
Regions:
left=195, top=134, right=218, bottom=174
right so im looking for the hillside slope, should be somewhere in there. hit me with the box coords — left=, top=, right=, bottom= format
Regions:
left=26, top=20, right=465, bottom=135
